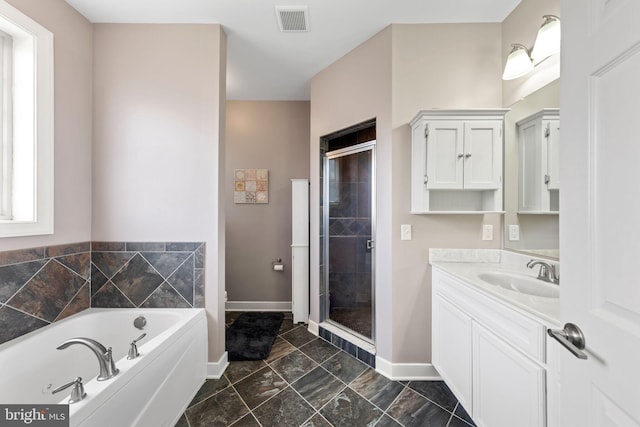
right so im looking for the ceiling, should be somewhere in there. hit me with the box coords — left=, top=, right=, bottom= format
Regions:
left=65, top=0, right=522, bottom=100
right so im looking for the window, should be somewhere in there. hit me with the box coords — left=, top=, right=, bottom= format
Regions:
left=0, top=1, right=54, bottom=238
left=0, top=29, right=12, bottom=220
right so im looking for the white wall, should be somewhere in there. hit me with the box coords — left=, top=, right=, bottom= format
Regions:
left=311, top=23, right=504, bottom=366
left=310, top=27, right=394, bottom=360
left=0, top=0, right=92, bottom=251
left=390, top=23, right=503, bottom=364
left=92, top=24, right=227, bottom=363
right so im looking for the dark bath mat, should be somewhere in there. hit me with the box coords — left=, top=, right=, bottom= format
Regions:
left=226, top=312, right=284, bottom=361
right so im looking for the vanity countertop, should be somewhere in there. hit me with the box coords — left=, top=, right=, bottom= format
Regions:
left=429, top=249, right=561, bottom=326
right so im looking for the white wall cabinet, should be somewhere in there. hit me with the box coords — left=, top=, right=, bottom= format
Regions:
left=432, top=269, right=551, bottom=427
left=410, top=110, right=508, bottom=213
left=517, top=109, right=560, bottom=213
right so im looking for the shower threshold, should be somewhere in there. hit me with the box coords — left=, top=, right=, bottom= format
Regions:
left=320, top=320, right=375, bottom=356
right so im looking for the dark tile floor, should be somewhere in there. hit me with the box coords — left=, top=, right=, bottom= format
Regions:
left=176, top=313, right=476, bottom=427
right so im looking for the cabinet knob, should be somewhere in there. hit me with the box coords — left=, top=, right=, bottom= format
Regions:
left=464, top=152, right=472, bottom=158
left=457, top=153, right=465, bottom=159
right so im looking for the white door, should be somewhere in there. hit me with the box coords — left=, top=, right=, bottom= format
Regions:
left=560, top=1, right=640, bottom=426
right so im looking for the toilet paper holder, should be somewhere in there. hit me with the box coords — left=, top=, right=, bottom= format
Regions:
left=272, top=258, right=284, bottom=272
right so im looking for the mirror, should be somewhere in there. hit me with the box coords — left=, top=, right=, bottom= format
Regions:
left=503, top=79, right=560, bottom=259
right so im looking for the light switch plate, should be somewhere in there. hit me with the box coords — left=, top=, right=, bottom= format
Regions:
left=482, top=224, right=493, bottom=241
left=401, top=224, right=412, bottom=241
left=509, top=225, right=520, bottom=241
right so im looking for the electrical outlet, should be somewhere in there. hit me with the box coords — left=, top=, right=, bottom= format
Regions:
left=482, top=224, right=493, bottom=241
left=401, top=224, right=412, bottom=241
left=509, top=225, right=520, bottom=241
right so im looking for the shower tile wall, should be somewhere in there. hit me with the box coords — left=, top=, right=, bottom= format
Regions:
left=0, top=241, right=205, bottom=346
left=328, top=154, right=372, bottom=312
left=0, top=242, right=91, bottom=345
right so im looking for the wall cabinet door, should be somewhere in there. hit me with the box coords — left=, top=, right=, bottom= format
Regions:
left=472, top=323, right=546, bottom=427
left=425, top=121, right=501, bottom=191
left=463, top=121, right=502, bottom=190
left=546, top=119, right=560, bottom=190
left=517, top=109, right=560, bottom=212
left=425, top=121, right=465, bottom=189
left=410, top=110, right=507, bottom=213
left=432, top=294, right=473, bottom=411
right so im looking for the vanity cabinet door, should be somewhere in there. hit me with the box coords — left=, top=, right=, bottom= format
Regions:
left=432, top=294, right=473, bottom=411
left=472, top=323, right=546, bottom=427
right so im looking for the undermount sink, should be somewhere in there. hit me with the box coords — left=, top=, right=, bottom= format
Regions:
left=477, top=271, right=560, bottom=299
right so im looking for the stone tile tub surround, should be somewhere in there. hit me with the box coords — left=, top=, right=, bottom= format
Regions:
left=90, top=241, right=205, bottom=310
left=0, top=242, right=91, bottom=345
left=0, top=241, right=205, bottom=345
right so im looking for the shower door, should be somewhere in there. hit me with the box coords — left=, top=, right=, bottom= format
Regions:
left=325, top=141, right=375, bottom=341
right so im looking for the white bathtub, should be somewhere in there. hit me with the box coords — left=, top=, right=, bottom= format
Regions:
left=0, top=308, right=207, bottom=427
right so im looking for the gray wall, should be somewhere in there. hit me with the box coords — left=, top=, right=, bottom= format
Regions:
left=225, top=101, right=310, bottom=304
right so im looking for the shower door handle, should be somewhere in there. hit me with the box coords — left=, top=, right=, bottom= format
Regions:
left=366, top=240, right=375, bottom=250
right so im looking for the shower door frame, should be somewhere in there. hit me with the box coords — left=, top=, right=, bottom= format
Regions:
left=323, top=140, right=376, bottom=344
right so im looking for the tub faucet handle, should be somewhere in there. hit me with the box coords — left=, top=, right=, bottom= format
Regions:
left=52, top=377, right=87, bottom=404
left=127, top=333, right=147, bottom=360
left=105, top=346, right=118, bottom=374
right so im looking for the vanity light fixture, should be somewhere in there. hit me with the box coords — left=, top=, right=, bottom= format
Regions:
left=502, top=44, right=533, bottom=80
left=531, top=15, right=561, bottom=64
left=502, top=15, right=561, bottom=80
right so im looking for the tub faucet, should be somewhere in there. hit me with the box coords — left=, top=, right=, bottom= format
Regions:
left=57, top=338, right=119, bottom=381
left=526, top=260, right=560, bottom=285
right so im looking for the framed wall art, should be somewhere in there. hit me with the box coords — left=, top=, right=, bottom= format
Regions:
left=234, top=169, right=269, bottom=204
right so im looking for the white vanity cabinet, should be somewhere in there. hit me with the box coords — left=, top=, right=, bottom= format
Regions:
left=432, top=269, right=551, bottom=427
left=410, top=110, right=508, bottom=213
left=517, top=109, right=560, bottom=213
left=432, top=294, right=473, bottom=410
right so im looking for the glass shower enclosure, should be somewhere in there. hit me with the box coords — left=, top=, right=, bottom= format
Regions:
left=324, top=141, right=375, bottom=341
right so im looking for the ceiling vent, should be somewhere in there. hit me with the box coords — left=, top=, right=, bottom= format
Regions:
left=275, top=6, right=309, bottom=33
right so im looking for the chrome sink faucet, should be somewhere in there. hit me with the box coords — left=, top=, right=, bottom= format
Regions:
left=526, top=260, right=560, bottom=285
left=57, top=338, right=119, bottom=381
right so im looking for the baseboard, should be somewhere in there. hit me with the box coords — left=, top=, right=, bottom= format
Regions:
left=307, top=319, right=319, bottom=336
left=207, top=351, right=229, bottom=379
left=225, top=301, right=292, bottom=311
left=375, top=356, right=442, bottom=381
